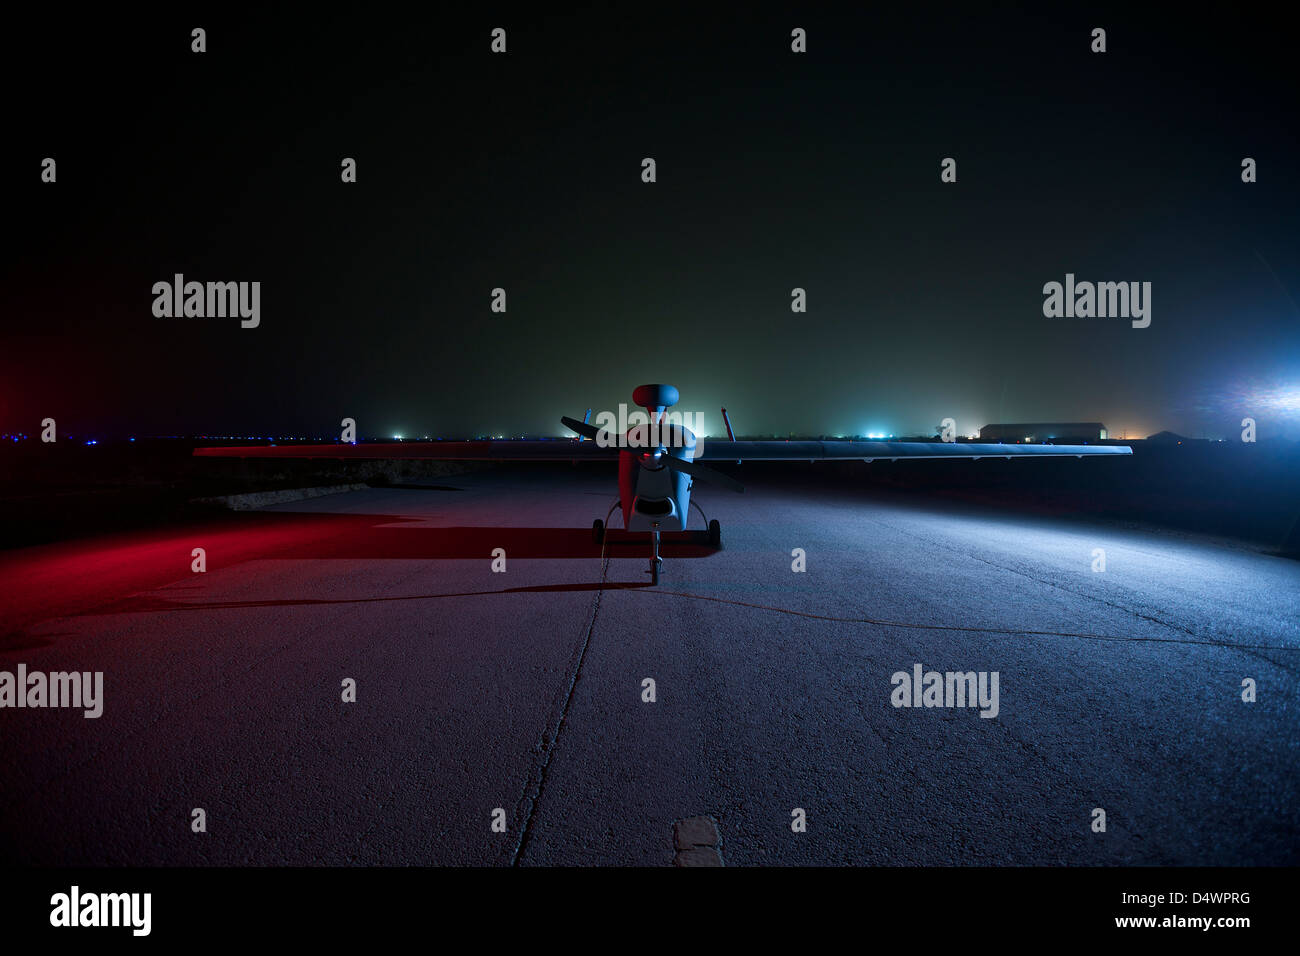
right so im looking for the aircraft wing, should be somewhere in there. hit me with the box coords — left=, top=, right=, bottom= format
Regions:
left=192, top=441, right=617, bottom=460
left=194, top=439, right=1131, bottom=461
left=695, top=440, right=1132, bottom=461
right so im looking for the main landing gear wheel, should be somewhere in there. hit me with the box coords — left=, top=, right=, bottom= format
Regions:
left=592, top=519, right=605, bottom=544
left=707, top=519, right=722, bottom=547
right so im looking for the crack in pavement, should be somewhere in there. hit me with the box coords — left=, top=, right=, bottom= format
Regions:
left=859, top=516, right=1300, bottom=674
left=508, top=537, right=613, bottom=866
left=634, top=588, right=1300, bottom=653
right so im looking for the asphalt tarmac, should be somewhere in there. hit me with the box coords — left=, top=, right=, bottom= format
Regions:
left=2, top=469, right=1297, bottom=865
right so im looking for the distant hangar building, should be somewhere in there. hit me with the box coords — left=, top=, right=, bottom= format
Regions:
left=978, top=422, right=1108, bottom=442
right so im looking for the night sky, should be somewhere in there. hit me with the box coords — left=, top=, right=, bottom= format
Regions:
left=3, top=5, right=1297, bottom=441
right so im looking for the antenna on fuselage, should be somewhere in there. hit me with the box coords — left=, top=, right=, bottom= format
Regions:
left=721, top=407, right=736, bottom=441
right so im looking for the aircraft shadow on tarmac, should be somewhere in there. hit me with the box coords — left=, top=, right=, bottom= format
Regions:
left=1, top=513, right=721, bottom=636
left=0, top=630, right=63, bottom=652
left=65, top=515, right=720, bottom=617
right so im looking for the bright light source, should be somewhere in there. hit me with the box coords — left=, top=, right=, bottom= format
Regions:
left=1273, top=387, right=1300, bottom=410
left=1236, top=381, right=1300, bottom=415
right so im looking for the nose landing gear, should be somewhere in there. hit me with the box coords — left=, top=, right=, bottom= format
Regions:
left=649, top=523, right=662, bottom=585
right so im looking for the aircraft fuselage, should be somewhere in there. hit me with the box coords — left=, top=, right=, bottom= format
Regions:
left=618, top=422, right=697, bottom=532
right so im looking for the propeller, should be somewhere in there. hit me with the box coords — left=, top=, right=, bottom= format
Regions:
left=561, top=415, right=603, bottom=442
left=662, top=454, right=745, bottom=493
left=561, top=412, right=743, bottom=492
